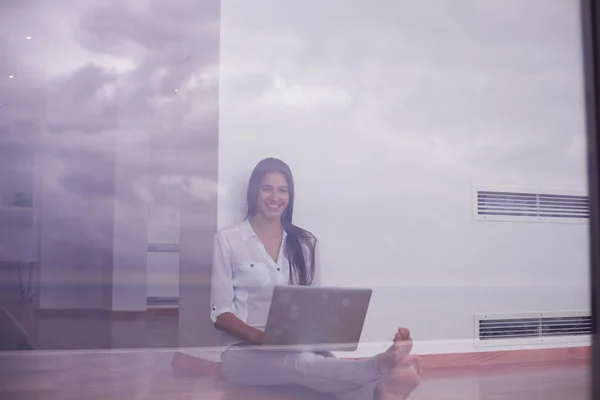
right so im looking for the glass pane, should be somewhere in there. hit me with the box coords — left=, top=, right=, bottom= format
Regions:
left=0, top=1, right=591, bottom=400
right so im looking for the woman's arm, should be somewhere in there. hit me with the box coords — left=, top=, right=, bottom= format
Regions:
left=210, top=233, right=264, bottom=345
left=311, top=237, right=322, bottom=286
left=214, top=312, right=264, bottom=345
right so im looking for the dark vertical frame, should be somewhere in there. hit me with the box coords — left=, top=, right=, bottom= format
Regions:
left=580, top=0, right=600, bottom=396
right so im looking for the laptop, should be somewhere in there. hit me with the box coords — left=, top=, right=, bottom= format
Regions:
left=262, top=285, right=372, bottom=352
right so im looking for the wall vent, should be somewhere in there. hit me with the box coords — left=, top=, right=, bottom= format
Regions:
left=473, top=187, right=589, bottom=223
left=474, top=311, right=591, bottom=347
left=146, top=296, right=179, bottom=307
left=147, top=243, right=179, bottom=253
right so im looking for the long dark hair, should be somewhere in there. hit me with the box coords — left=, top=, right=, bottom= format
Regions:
left=246, top=158, right=316, bottom=286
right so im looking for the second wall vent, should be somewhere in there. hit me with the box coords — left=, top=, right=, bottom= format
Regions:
left=473, top=187, right=589, bottom=223
left=474, top=311, right=591, bottom=347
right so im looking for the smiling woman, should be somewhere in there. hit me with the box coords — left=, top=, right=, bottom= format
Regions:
left=209, top=157, right=422, bottom=400
left=245, top=158, right=317, bottom=285
left=210, top=157, right=320, bottom=346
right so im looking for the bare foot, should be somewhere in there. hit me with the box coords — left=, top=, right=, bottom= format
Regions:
left=376, top=328, right=413, bottom=375
left=375, top=365, right=421, bottom=400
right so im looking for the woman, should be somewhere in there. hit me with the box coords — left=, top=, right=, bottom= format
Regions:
left=210, top=157, right=421, bottom=400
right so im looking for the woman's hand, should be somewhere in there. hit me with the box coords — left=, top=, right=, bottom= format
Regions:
left=249, top=328, right=265, bottom=346
left=215, top=312, right=265, bottom=346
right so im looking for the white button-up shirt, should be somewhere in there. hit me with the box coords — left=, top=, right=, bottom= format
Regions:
left=210, top=219, right=320, bottom=346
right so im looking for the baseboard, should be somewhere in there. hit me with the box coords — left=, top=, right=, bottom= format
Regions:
left=419, top=346, right=590, bottom=376
left=146, top=307, right=179, bottom=315
left=107, top=311, right=147, bottom=320
left=35, top=309, right=110, bottom=318
left=34, top=308, right=178, bottom=319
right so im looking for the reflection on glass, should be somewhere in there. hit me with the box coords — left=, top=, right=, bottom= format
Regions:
left=0, top=1, right=591, bottom=400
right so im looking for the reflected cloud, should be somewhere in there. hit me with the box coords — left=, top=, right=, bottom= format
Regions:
left=215, top=0, right=589, bottom=296
left=0, top=1, right=220, bottom=306
left=219, top=0, right=586, bottom=190
left=0, top=0, right=591, bottom=352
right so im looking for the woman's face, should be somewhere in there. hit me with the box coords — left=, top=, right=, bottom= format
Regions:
left=255, top=171, right=289, bottom=221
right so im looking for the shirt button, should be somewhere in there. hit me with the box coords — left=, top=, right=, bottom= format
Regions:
left=277, top=268, right=281, bottom=271
left=250, top=264, right=254, bottom=267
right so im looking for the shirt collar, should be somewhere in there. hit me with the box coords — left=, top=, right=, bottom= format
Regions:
left=240, top=218, right=288, bottom=241
left=240, top=219, right=255, bottom=241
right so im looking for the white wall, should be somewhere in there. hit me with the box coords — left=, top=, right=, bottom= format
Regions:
left=111, top=132, right=149, bottom=311
left=146, top=191, right=181, bottom=302
left=217, top=0, right=590, bottom=355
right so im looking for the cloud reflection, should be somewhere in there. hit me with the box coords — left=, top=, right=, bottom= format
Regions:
left=0, top=1, right=220, bottom=298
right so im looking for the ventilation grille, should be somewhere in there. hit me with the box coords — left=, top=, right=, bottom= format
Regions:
left=474, top=189, right=589, bottom=223
left=147, top=243, right=179, bottom=253
left=475, top=312, right=591, bottom=347
left=146, top=296, right=179, bottom=307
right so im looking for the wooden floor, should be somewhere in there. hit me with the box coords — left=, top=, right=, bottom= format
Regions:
left=0, top=300, right=592, bottom=399
left=0, top=349, right=590, bottom=400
